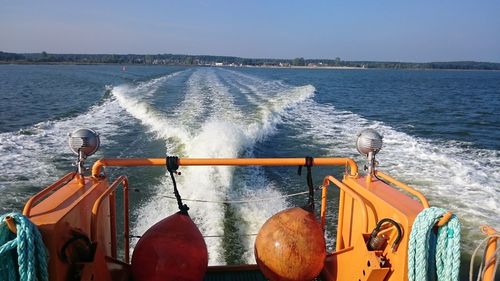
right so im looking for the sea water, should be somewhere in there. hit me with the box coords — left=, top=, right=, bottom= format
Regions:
left=0, top=65, right=498, bottom=275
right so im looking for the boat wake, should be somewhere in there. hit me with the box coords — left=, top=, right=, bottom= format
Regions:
left=109, top=67, right=500, bottom=261
left=112, top=68, right=315, bottom=264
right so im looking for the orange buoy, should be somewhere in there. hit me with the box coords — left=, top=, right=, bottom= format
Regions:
left=131, top=211, right=208, bottom=281
left=255, top=207, right=326, bottom=281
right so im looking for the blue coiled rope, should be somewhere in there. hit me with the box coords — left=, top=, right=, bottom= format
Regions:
left=408, top=207, right=461, bottom=281
left=0, top=213, right=49, bottom=281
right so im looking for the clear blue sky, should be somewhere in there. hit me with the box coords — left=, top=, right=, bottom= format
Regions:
left=1, top=0, right=500, bottom=62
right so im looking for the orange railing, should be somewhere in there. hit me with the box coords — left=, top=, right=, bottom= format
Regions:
left=91, top=175, right=130, bottom=263
left=481, top=225, right=498, bottom=281
left=321, top=175, right=369, bottom=250
left=91, top=157, right=359, bottom=255
left=321, top=175, right=368, bottom=232
left=90, top=157, right=358, bottom=263
left=91, top=157, right=358, bottom=178
left=375, top=171, right=430, bottom=208
left=23, top=172, right=77, bottom=216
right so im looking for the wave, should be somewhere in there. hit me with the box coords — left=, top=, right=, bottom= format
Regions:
left=0, top=95, right=130, bottom=212
left=284, top=99, right=500, bottom=251
left=0, top=72, right=186, bottom=211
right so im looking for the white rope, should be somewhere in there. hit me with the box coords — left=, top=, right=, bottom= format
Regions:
left=160, top=190, right=309, bottom=204
left=469, top=233, right=500, bottom=281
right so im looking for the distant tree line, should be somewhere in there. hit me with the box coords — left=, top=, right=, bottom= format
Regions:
left=1, top=51, right=499, bottom=70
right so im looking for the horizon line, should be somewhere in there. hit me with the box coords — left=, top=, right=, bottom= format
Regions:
left=2, top=50, right=500, bottom=64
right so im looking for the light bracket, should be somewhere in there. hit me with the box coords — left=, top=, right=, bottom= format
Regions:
left=68, top=128, right=100, bottom=176
left=356, top=129, right=383, bottom=176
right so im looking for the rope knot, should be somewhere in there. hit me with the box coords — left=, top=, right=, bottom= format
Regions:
left=166, top=156, right=179, bottom=173
left=297, top=156, right=315, bottom=211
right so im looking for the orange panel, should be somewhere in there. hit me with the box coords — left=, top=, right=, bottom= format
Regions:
left=25, top=177, right=113, bottom=281
left=322, top=175, right=425, bottom=281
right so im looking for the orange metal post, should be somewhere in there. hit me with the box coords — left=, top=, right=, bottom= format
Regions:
left=365, top=173, right=373, bottom=185
left=124, top=183, right=130, bottom=264
left=326, top=176, right=368, bottom=233
left=320, top=184, right=328, bottom=230
left=109, top=191, right=117, bottom=258
left=76, top=173, right=85, bottom=187
left=5, top=216, right=17, bottom=234
left=91, top=176, right=130, bottom=263
left=336, top=190, right=346, bottom=250
left=92, top=157, right=358, bottom=178
left=481, top=225, right=498, bottom=281
left=321, top=175, right=369, bottom=251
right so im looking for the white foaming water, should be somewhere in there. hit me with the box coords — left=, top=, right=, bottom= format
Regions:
left=119, top=68, right=316, bottom=264
left=111, top=72, right=190, bottom=143
left=285, top=99, right=500, bottom=252
left=0, top=95, right=128, bottom=194
left=227, top=165, right=292, bottom=262
left=112, top=85, right=190, bottom=143
left=173, top=69, right=244, bottom=130
left=0, top=71, right=182, bottom=208
left=219, top=69, right=315, bottom=142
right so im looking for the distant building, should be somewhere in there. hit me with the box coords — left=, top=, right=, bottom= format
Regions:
left=215, top=62, right=224, bottom=66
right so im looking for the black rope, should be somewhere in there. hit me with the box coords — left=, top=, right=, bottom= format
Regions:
left=60, top=231, right=95, bottom=264
left=298, top=156, right=315, bottom=211
left=374, top=171, right=389, bottom=185
left=368, top=218, right=403, bottom=252
left=305, top=156, right=314, bottom=210
left=166, top=156, right=189, bottom=214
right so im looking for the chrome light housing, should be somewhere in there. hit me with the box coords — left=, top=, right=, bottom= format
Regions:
left=68, top=128, right=100, bottom=158
left=356, top=128, right=383, bottom=156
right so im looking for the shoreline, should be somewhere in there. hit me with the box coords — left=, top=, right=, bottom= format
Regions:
left=249, top=65, right=366, bottom=70
left=1, top=61, right=500, bottom=71
left=0, top=61, right=365, bottom=69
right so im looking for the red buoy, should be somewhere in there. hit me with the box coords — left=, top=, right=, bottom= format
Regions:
left=131, top=212, right=208, bottom=281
